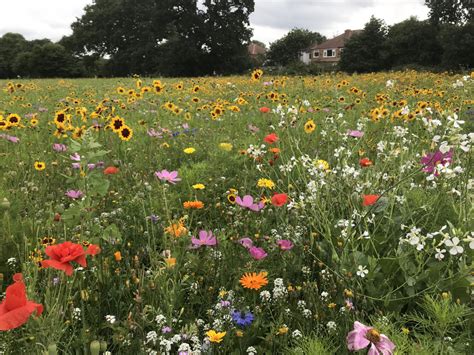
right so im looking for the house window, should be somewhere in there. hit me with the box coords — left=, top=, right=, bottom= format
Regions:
left=323, top=49, right=336, bottom=58
left=313, top=50, right=319, bottom=57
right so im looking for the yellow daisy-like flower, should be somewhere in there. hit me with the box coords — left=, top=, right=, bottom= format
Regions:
left=219, top=143, right=233, bottom=151
left=304, top=119, right=316, bottom=133
left=34, top=161, right=46, bottom=171
left=192, top=183, right=205, bottom=190
left=184, top=147, right=196, bottom=154
left=206, top=330, right=226, bottom=343
left=257, top=178, right=275, bottom=189
left=314, top=159, right=330, bottom=171
left=251, top=69, right=263, bottom=81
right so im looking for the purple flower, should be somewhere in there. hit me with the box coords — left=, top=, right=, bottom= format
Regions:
left=249, top=246, right=267, bottom=260
left=347, top=321, right=395, bottom=355
left=0, top=134, right=20, bottom=143
left=231, top=310, right=254, bottom=327
left=147, top=214, right=159, bottom=224
left=221, top=300, right=231, bottom=308
left=72, top=163, right=81, bottom=169
left=276, top=239, right=293, bottom=250
left=52, top=143, right=67, bottom=152
left=235, top=195, right=264, bottom=212
left=347, top=130, right=364, bottom=138
left=420, top=150, right=453, bottom=175
left=239, top=237, right=253, bottom=249
left=155, top=169, right=181, bottom=184
left=65, top=190, right=83, bottom=199
left=87, top=163, right=96, bottom=170
left=162, top=326, right=172, bottom=334
left=191, top=230, right=217, bottom=248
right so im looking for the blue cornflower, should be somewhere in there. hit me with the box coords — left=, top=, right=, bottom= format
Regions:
left=231, top=310, right=254, bottom=327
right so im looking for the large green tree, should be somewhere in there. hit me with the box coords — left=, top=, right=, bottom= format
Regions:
left=425, top=0, right=473, bottom=25
left=266, top=28, right=325, bottom=66
left=438, top=21, right=474, bottom=69
left=386, top=17, right=442, bottom=68
left=339, top=17, right=390, bottom=73
left=0, top=33, right=28, bottom=78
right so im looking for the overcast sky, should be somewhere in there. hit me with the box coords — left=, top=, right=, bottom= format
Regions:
left=0, top=0, right=429, bottom=45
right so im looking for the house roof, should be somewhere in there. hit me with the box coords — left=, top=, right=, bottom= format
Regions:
left=307, top=29, right=362, bottom=51
left=248, top=43, right=266, bottom=55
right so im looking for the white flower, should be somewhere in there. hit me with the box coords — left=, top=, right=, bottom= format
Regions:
left=463, top=233, right=474, bottom=250
left=356, top=265, right=369, bottom=278
left=105, top=315, right=116, bottom=324
left=435, top=248, right=446, bottom=261
left=326, top=321, right=337, bottom=331
left=246, top=346, right=257, bottom=355
left=292, top=329, right=303, bottom=338
left=444, top=237, right=464, bottom=255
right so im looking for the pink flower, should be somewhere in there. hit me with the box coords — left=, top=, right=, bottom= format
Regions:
left=239, top=237, right=253, bottom=249
left=155, top=170, right=181, bottom=184
left=191, top=230, right=217, bottom=248
left=347, top=321, right=395, bottom=355
left=235, top=195, right=264, bottom=212
left=249, top=246, right=267, bottom=260
left=276, top=240, right=293, bottom=250
left=70, top=153, right=81, bottom=161
left=52, top=143, right=67, bottom=152
left=347, top=130, right=364, bottom=138
left=65, top=190, right=83, bottom=199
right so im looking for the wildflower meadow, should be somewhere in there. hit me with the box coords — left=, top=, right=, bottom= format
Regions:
left=0, top=71, right=473, bottom=354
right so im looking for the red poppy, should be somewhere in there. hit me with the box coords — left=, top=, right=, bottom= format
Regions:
left=271, top=193, right=288, bottom=207
left=41, top=241, right=101, bottom=276
left=362, top=194, right=380, bottom=206
left=264, top=133, right=279, bottom=144
left=103, top=166, right=119, bottom=175
left=0, top=273, right=43, bottom=330
left=359, top=158, right=373, bottom=168
left=259, top=107, right=270, bottom=113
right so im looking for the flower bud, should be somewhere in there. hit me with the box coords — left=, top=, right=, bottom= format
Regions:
left=90, top=340, right=101, bottom=355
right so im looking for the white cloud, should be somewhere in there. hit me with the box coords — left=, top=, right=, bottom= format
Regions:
left=0, top=0, right=429, bottom=45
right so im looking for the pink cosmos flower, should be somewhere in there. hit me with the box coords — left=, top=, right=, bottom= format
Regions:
left=191, top=230, right=217, bottom=248
left=249, top=246, right=267, bottom=260
left=0, top=134, right=20, bottom=143
left=155, top=170, right=181, bottom=184
left=347, top=321, right=395, bottom=355
left=347, top=130, right=364, bottom=138
left=70, top=153, right=81, bottom=161
left=420, top=150, right=453, bottom=176
left=239, top=237, right=253, bottom=249
left=235, top=195, right=264, bottom=212
left=276, top=240, right=293, bottom=250
left=65, top=190, right=83, bottom=199
left=52, top=143, right=67, bottom=152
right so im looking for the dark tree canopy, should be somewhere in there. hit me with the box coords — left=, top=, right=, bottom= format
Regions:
left=339, top=17, right=390, bottom=73
left=267, top=28, right=326, bottom=66
left=425, top=0, right=473, bottom=25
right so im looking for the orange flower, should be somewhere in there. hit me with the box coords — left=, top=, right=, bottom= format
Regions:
left=165, top=219, right=188, bottom=237
left=239, top=271, right=268, bottom=290
left=165, top=257, right=176, bottom=267
left=183, top=200, right=204, bottom=209
left=362, top=194, right=380, bottom=206
left=114, top=251, right=122, bottom=261
left=104, top=166, right=119, bottom=175
left=259, top=106, right=270, bottom=113
left=359, top=158, right=373, bottom=167
left=269, top=147, right=280, bottom=154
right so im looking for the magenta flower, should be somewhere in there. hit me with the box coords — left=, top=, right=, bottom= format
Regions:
left=52, top=143, right=67, bottom=152
left=155, top=170, right=181, bottom=184
left=249, top=246, right=267, bottom=260
left=72, top=163, right=81, bottom=169
left=420, top=150, right=453, bottom=175
left=0, top=134, right=20, bottom=143
left=276, top=240, right=293, bottom=250
left=65, top=190, right=83, bottom=199
left=239, top=237, right=253, bottom=249
left=191, top=230, right=217, bottom=248
left=235, top=195, right=264, bottom=212
left=347, top=130, right=364, bottom=138
left=347, top=321, right=395, bottom=355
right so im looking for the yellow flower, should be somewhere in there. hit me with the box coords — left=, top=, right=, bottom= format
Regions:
left=192, top=183, right=205, bottom=190
left=251, top=69, right=263, bottom=81
left=206, top=330, right=226, bottom=343
left=314, top=159, right=330, bottom=171
left=165, top=257, right=176, bottom=268
left=235, top=330, right=244, bottom=337
left=401, top=327, right=410, bottom=335
left=184, top=147, right=196, bottom=154
left=34, top=161, right=46, bottom=171
left=277, top=326, right=289, bottom=335
left=257, top=178, right=275, bottom=189
left=219, top=143, right=233, bottom=151
left=304, top=119, right=316, bottom=133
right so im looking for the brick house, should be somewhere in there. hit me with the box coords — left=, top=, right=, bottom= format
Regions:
left=300, top=29, right=362, bottom=65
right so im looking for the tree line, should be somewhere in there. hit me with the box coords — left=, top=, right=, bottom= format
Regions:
left=0, top=0, right=471, bottom=78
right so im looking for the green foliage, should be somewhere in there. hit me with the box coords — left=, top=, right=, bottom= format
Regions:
left=267, top=28, right=326, bottom=66
left=339, top=17, right=390, bottom=73
left=425, top=0, right=473, bottom=25
left=438, top=21, right=474, bottom=70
